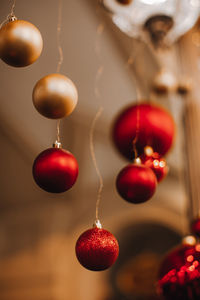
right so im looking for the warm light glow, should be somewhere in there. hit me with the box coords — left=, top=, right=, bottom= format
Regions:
left=182, top=235, right=196, bottom=246
left=187, top=255, right=194, bottom=263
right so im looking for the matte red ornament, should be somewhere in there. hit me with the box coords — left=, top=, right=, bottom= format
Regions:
left=158, top=244, right=200, bottom=300
left=112, top=103, right=175, bottom=160
left=75, top=227, right=119, bottom=271
left=191, top=218, right=200, bottom=238
left=116, top=164, right=157, bottom=204
left=141, top=152, right=168, bottom=182
left=32, top=148, right=78, bottom=193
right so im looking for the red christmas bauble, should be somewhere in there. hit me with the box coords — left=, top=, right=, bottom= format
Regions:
left=112, top=103, right=175, bottom=160
left=191, top=218, right=200, bottom=238
left=32, top=148, right=78, bottom=193
left=141, top=152, right=168, bottom=182
left=116, top=164, right=157, bottom=204
left=75, top=227, right=119, bottom=271
left=158, top=244, right=200, bottom=300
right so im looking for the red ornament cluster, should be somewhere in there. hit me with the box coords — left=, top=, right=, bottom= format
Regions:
left=114, top=103, right=172, bottom=204
left=75, top=227, right=119, bottom=271
left=158, top=244, right=200, bottom=300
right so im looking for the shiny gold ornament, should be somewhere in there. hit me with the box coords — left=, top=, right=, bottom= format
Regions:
left=0, top=20, right=43, bottom=67
left=32, top=73, right=78, bottom=119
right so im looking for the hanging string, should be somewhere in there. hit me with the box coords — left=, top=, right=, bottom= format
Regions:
left=56, top=119, right=61, bottom=143
left=91, top=16, right=105, bottom=222
left=90, top=107, right=104, bottom=222
left=55, top=0, right=63, bottom=143
left=0, top=0, right=17, bottom=29
left=126, top=40, right=143, bottom=159
left=56, top=0, right=63, bottom=74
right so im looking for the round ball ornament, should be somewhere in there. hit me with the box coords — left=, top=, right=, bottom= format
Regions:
left=33, top=73, right=78, bottom=119
left=75, top=226, right=119, bottom=271
left=32, top=147, right=78, bottom=193
left=141, top=151, right=168, bottom=183
left=116, top=163, right=157, bottom=204
left=113, top=103, right=175, bottom=160
left=158, top=243, right=200, bottom=300
left=191, top=218, right=200, bottom=238
left=0, top=19, right=43, bottom=67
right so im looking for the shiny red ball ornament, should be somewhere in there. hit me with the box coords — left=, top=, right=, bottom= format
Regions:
left=116, top=164, right=157, bottom=204
left=158, top=244, right=200, bottom=300
left=75, top=227, right=119, bottom=271
left=33, top=147, right=78, bottom=193
left=112, top=103, right=175, bottom=160
left=191, top=218, right=200, bottom=238
left=141, top=152, right=168, bottom=182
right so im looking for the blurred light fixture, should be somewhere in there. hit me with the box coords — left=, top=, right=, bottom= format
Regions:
left=100, top=0, right=200, bottom=47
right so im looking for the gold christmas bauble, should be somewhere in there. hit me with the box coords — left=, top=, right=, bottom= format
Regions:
left=32, top=73, right=78, bottom=119
left=0, top=20, right=43, bottom=67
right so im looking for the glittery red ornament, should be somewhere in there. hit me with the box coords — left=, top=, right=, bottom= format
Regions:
left=75, top=227, right=119, bottom=271
left=158, top=244, right=200, bottom=300
left=33, top=147, right=78, bottom=193
left=191, top=218, right=200, bottom=238
left=141, top=152, right=168, bottom=182
left=112, top=103, right=175, bottom=160
left=116, top=164, right=157, bottom=204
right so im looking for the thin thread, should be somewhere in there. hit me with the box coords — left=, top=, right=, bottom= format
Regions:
left=0, top=0, right=17, bottom=29
left=10, top=0, right=16, bottom=16
left=126, top=40, right=142, bottom=158
left=56, top=0, right=64, bottom=73
left=89, top=107, right=104, bottom=221
left=55, top=0, right=63, bottom=144
left=56, top=120, right=61, bottom=143
left=94, top=23, right=105, bottom=100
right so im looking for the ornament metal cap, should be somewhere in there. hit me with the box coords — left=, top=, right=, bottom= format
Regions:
left=53, top=140, right=62, bottom=149
left=182, top=235, right=196, bottom=246
left=144, top=146, right=154, bottom=156
left=134, top=157, right=141, bottom=165
left=93, top=219, right=102, bottom=229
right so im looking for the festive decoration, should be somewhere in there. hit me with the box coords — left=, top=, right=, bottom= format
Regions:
left=113, top=103, right=175, bottom=160
left=116, top=162, right=157, bottom=204
left=158, top=243, right=200, bottom=300
left=32, top=73, right=78, bottom=119
left=75, top=225, right=119, bottom=271
left=141, top=147, right=168, bottom=183
left=32, top=146, right=78, bottom=193
left=0, top=20, right=43, bottom=67
left=191, top=218, right=200, bottom=238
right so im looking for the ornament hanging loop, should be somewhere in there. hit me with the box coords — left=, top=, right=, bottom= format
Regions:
left=93, top=219, right=102, bottom=229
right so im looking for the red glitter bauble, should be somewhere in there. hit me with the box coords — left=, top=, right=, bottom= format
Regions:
left=116, top=164, right=157, bottom=204
left=141, top=152, right=168, bottom=182
left=191, top=218, right=200, bottom=238
left=112, top=103, right=175, bottom=160
left=75, top=227, right=119, bottom=271
left=33, top=148, right=78, bottom=193
left=158, top=244, right=200, bottom=300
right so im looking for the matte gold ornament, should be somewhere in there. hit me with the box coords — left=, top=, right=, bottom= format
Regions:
left=0, top=20, right=43, bottom=67
left=32, top=73, right=78, bottom=119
